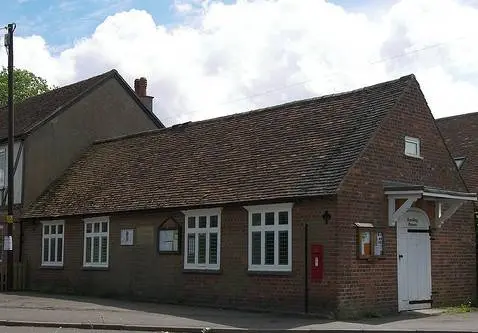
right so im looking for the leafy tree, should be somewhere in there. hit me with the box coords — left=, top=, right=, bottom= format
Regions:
left=0, top=67, right=51, bottom=107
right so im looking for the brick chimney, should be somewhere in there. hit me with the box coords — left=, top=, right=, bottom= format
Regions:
left=134, top=77, right=153, bottom=112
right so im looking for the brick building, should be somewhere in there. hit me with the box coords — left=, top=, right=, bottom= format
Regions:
left=21, top=74, right=477, bottom=318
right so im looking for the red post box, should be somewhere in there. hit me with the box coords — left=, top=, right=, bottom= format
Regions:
left=311, top=244, right=323, bottom=282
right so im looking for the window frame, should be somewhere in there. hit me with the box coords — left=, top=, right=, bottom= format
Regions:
left=244, top=203, right=293, bottom=272
left=182, top=208, right=222, bottom=271
left=41, top=220, right=65, bottom=267
left=404, top=136, right=421, bottom=158
left=83, top=216, right=110, bottom=268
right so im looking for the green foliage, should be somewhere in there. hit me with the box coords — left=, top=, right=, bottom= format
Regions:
left=444, top=299, right=476, bottom=313
left=0, top=67, right=51, bottom=107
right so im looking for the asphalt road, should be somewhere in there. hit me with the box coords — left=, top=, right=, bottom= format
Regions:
left=0, top=328, right=146, bottom=333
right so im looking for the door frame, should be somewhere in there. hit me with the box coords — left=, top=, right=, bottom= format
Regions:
left=396, top=207, right=432, bottom=312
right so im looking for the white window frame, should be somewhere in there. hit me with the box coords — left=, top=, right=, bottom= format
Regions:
left=244, top=203, right=293, bottom=272
left=183, top=208, right=222, bottom=270
left=83, top=216, right=109, bottom=268
left=41, top=220, right=65, bottom=267
left=404, top=136, right=421, bottom=158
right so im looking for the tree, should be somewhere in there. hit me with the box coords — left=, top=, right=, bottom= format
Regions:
left=0, top=67, right=51, bottom=107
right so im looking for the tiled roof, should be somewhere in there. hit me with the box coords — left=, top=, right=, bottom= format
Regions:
left=0, top=69, right=163, bottom=141
left=436, top=112, right=478, bottom=193
left=0, top=70, right=114, bottom=140
left=23, top=75, right=414, bottom=219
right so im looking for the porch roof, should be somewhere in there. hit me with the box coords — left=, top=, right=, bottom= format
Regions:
left=383, top=181, right=476, bottom=227
left=383, top=181, right=477, bottom=202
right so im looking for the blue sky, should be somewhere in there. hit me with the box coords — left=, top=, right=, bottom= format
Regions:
left=1, top=0, right=234, bottom=47
left=1, top=0, right=392, bottom=48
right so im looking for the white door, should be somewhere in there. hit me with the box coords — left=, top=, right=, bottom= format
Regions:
left=397, top=208, right=432, bottom=311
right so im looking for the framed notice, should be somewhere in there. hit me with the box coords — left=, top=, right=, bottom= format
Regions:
left=120, top=229, right=134, bottom=246
left=157, top=217, right=181, bottom=254
left=158, top=229, right=179, bottom=253
left=355, top=223, right=384, bottom=259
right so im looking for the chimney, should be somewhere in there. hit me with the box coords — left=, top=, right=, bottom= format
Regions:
left=134, top=77, right=153, bottom=112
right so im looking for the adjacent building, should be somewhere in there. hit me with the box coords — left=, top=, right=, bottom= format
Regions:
left=0, top=69, right=163, bottom=262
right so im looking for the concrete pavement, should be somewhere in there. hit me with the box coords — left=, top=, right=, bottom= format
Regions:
left=0, top=293, right=476, bottom=332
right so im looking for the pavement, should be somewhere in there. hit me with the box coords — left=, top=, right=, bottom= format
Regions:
left=0, top=293, right=476, bottom=332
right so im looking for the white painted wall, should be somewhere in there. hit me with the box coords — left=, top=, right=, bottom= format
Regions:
left=0, top=141, right=24, bottom=205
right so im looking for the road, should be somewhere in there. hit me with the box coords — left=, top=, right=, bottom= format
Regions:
left=0, top=328, right=146, bottom=333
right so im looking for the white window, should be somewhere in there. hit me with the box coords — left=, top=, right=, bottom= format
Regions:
left=183, top=208, right=221, bottom=270
left=244, top=203, right=293, bottom=272
left=405, top=136, right=420, bottom=157
left=42, top=220, right=64, bottom=267
left=83, top=217, right=109, bottom=268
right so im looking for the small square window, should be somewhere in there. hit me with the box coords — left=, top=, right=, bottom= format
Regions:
left=405, top=136, right=420, bottom=158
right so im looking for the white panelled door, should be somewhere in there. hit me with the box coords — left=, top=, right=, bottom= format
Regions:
left=397, top=208, right=432, bottom=311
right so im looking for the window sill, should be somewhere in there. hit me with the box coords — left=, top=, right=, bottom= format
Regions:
left=82, top=266, right=109, bottom=271
left=183, top=269, right=222, bottom=275
left=40, top=265, right=64, bottom=270
left=404, top=154, right=424, bottom=160
left=247, top=270, right=292, bottom=276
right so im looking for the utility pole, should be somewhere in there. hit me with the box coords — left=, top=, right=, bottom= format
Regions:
left=4, top=23, right=15, bottom=291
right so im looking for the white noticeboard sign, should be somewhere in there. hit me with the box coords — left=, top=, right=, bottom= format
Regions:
left=120, top=229, right=134, bottom=246
left=3, top=236, right=12, bottom=251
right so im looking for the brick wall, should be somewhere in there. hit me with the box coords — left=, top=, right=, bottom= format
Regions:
left=23, top=198, right=338, bottom=315
left=335, top=79, right=476, bottom=317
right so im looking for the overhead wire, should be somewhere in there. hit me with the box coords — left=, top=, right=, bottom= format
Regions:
left=160, top=33, right=473, bottom=124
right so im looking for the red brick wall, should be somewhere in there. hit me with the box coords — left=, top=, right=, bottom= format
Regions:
left=23, top=198, right=338, bottom=314
left=335, top=79, right=476, bottom=317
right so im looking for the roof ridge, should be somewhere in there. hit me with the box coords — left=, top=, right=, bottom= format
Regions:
left=0, top=69, right=117, bottom=111
left=92, top=73, right=416, bottom=146
left=21, top=69, right=118, bottom=135
left=436, top=110, right=478, bottom=121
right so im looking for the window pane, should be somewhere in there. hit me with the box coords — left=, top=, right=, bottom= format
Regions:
left=405, top=141, right=418, bottom=155
left=251, top=232, right=261, bottom=265
left=187, top=234, right=195, bottom=264
left=252, top=213, right=261, bottom=226
left=210, top=215, right=218, bottom=228
left=265, top=231, right=275, bottom=265
left=57, top=238, right=63, bottom=262
left=188, top=217, right=195, bottom=229
left=44, top=225, right=49, bottom=235
left=51, top=225, right=56, bottom=234
left=198, top=216, right=207, bottom=228
left=94, top=223, right=100, bottom=233
left=86, top=237, right=92, bottom=263
left=50, top=238, right=56, bottom=262
left=198, top=233, right=206, bottom=264
left=93, top=237, right=99, bottom=262
left=265, top=212, right=275, bottom=225
left=86, top=223, right=92, bottom=233
left=101, top=236, right=108, bottom=263
left=58, top=224, right=64, bottom=234
left=279, top=231, right=288, bottom=265
left=209, top=233, right=218, bottom=264
left=102, top=222, right=108, bottom=233
left=278, top=212, right=288, bottom=225
left=43, top=239, right=49, bottom=262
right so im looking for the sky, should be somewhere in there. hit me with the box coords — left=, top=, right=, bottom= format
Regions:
left=1, top=0, right=478, bottom=125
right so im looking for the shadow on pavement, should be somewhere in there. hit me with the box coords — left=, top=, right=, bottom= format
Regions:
left=1, top=292, right=440, bottom=329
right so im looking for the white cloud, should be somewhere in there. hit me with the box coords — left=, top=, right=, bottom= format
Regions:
left=2, top=0, right=478, bottom=125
